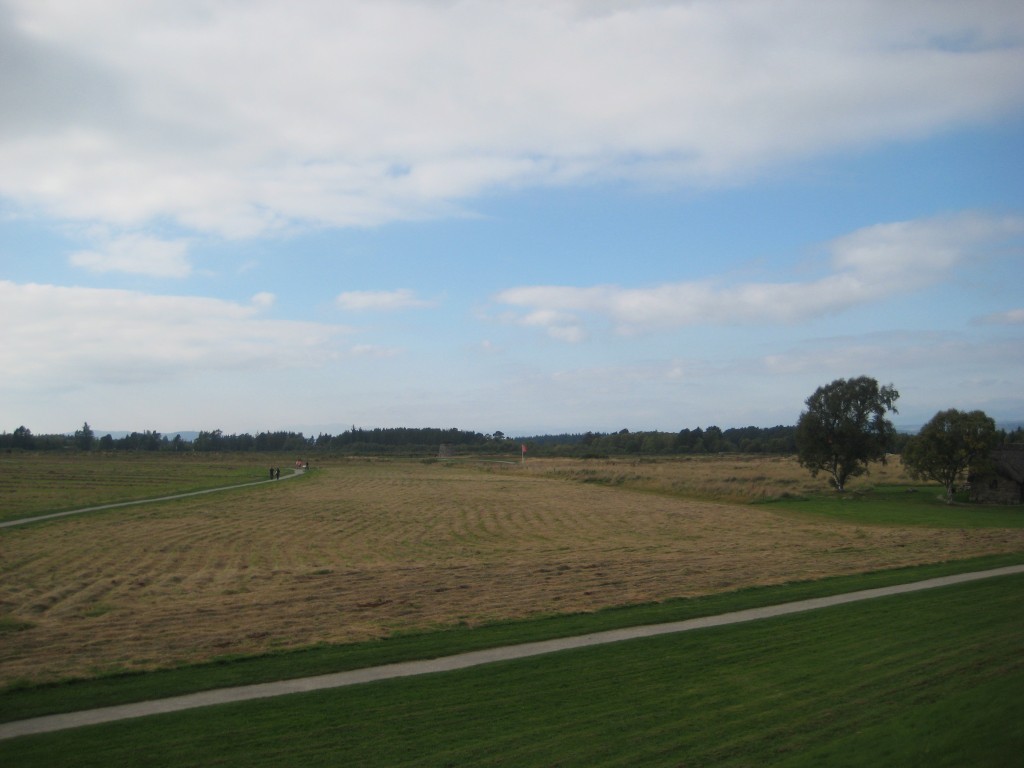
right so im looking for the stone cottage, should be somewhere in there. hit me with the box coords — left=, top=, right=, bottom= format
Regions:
left=969, top=444, right=1024, bottom=504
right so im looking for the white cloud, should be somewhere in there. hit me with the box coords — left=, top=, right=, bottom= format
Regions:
left=349, top=344, right=400, bottom=358
left=974, top=308, right=1024, bottom=325
left=494, top=213, right=1024, bottom=338
left=250, top=291, right=276, bottom=310
left=68, top=233, right=192, bottom=277
left=828, top=213, right=1024, bottom=283
left=336, top=288, right=435, bottom=312
left=1, top=1, right=1021, bottom=235
left=751, top=331, right=1024, bottom=423
left=508, top=327, right=1024, bottom=431
left=0, top=280, right=351, bottom=388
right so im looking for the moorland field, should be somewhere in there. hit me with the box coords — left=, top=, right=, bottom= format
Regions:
left=1, top=451, right=1022, bottom=690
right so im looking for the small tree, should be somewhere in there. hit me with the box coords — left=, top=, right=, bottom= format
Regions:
left=901, top=409, right=999, bottom=503
left=74, top=421, right=95, bottom=451
left=11, top=426, right=35, bottom=450
left=795, top=376, right=899, bottom=492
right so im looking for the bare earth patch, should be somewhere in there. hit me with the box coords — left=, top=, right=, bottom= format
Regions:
left=1, top=457, right=1022, bottom=686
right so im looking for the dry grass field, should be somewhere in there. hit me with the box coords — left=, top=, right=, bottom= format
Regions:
left=2, top=454, right=1022, bottom=688
left=516, top=452, right=876, bottom=501
left=0, top=452, right=272, bottom=521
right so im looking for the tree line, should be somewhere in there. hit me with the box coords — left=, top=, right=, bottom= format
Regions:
left=4, top=395, right=1020, bottom=475
left=1, top=423, right=803, bottom=456
left=0, top=424, right=499, bottom=454
left=514, top=425, right=799, bottom=456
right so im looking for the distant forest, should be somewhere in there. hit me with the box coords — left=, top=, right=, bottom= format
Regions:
left=2, top=423, right=803, bottom=456
left=5, top=422, right=1020, bottom=457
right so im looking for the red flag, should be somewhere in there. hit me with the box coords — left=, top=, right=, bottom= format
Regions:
left=521, top=444, right=527, bottom=452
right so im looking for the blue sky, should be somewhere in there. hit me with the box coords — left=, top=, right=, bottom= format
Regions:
left=2, top=0, right=1023, bottom=437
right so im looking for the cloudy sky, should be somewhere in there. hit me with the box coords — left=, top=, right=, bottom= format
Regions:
left=2, top=0, right=1023, bottom=437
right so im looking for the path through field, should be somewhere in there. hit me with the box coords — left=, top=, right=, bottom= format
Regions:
left=0, top=469, right=303, bottom=529
left=2, top=564, right=1022, bottom=740
left=2, top=459, right=1023, bottom=687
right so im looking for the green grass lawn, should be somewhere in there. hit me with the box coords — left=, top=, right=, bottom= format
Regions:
left=762, top=484, right=1024, bottom=528
left=2, top=569, right=1021, bottom=767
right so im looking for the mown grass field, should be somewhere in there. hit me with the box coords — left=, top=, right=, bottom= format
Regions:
left=0, top=452, right=287, bottom=522
left=1, top=453, right=1022, bottom=691
left=2, top=572, right=1021, bottom=766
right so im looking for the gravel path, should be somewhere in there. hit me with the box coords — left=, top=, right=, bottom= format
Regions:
left=2, top=563, right=1021, bottom=741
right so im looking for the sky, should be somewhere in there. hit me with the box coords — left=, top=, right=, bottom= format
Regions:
left=2, top=0, right=1023, bottom=438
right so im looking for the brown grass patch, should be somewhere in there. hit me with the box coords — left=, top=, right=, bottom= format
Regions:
left=0, top=452, right=275, bottom=521
left=1, top=456, right=1022, bottom=686
left=515, top=452, right=912, bottom=502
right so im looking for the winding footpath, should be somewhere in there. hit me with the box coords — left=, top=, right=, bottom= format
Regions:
left=2, top=564, right=1022, bottom=741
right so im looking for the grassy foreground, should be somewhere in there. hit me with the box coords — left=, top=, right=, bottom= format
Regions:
left=2, top=570, right=1021, bottom=766
left=1, top=552, right=1021, bottom=724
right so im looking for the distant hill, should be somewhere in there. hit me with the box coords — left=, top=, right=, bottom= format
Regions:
left=165, top=431, right=200, bottom=442
left=92, top=430, right=199, bottom=442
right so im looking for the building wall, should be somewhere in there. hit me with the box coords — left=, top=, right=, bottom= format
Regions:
left=969, top=473, right=1024, bottom=504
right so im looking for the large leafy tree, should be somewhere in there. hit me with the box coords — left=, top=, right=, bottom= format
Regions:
left=901, top=409, right=999, bottom=503
left=795, top=376, right=900, bottom=492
